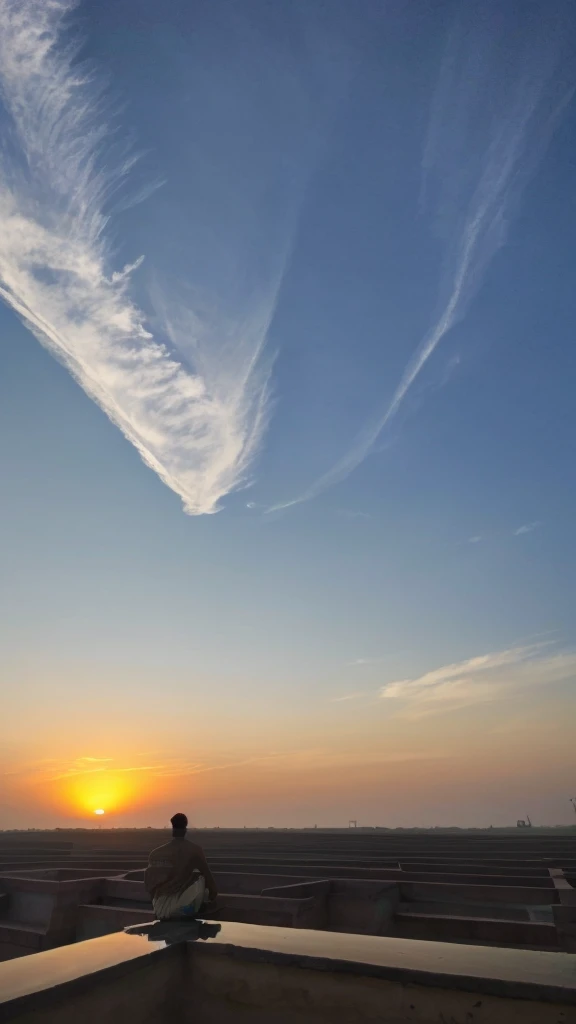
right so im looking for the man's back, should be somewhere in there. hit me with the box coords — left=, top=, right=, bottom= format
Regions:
left=145, top=837, right=215, bottom=899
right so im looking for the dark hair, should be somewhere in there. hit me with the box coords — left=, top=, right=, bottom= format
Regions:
left=170, top=812, right=188, bottom=836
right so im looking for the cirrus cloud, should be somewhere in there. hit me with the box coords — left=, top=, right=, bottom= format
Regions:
left=0, top=0, right=275, bottom=515
left=380, top=643, right=576, bottom=717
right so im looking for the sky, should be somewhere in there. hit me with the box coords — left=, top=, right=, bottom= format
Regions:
left=1, top=0, right=575, bottom=830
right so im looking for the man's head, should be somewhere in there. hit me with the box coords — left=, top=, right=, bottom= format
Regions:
left=170, top=812, right=188, bottom=838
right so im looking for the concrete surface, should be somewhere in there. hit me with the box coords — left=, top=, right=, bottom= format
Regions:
left=1, top=921, right=576, bottom=1022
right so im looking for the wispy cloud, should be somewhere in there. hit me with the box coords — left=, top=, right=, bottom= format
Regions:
left=336, top=509, right=372, bottom=521
left=381, top=646, right=543, bottom=699
left=1, top=755, right=200, bottom=782
left=2, top=751, right=308, bottom=783
left=0, top=0, right=276, bottom=515
left=268, top=4, right=574, bottom=513
left=468, top=535, right=483, bottom=544
left=347, top=657, right=380, bottom=667
left=379, top=643, right=576, bottom=717
left=514, top=521, right=541, bottom=536
left=331, top=691, right=368, bottom=702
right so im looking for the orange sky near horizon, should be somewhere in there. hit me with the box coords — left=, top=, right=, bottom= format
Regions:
left=2, top=667, right=575, bottom=830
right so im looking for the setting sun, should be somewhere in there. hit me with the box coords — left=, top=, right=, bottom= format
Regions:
left=44, top=766, right=151, bottom=821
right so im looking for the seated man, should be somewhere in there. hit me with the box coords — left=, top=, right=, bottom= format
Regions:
left=145, top=812, right=218, bottom=920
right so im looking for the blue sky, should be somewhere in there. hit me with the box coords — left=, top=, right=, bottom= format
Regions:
left=1, top=0, right=575, bottom=828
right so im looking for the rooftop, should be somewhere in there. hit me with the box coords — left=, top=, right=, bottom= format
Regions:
left=1, top=919, right=576, bottom=1023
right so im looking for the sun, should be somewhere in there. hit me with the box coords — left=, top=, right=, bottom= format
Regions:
left=51, top=766, right=150, bottom=820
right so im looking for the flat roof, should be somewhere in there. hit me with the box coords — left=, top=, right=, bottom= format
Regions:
left=2, top=920, right=576, bottom=1021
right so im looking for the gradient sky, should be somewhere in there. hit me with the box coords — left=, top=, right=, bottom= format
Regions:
left=1, top=0, right=575, bottom=830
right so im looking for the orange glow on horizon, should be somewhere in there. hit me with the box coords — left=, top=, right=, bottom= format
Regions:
left=10, top=752, right=184, bottom=824
left=50, top=769, right=153, bottom=820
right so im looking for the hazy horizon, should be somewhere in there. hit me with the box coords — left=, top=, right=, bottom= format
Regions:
left=3, top=824, right=576, bottom=832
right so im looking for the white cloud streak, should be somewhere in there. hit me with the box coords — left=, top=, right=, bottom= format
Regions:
left=346, top=657, right=381, bottom=667
left=268, top=3, right=574, bottom=513
left=379, top=643, right=576, bottom=717
left=335, top=509, right=371, bottom=521
left=514, top=521, right=541, bottom=536
left=331, top=691, right=368, bottom=702
left=0, top=0, right=273, bottom=515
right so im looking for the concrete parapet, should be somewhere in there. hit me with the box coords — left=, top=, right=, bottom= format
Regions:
left=1, top=922, right=576, bottom=1023
left=400, top=881, right=559, bottom=906
left=549, top=868, right=576, bottom=906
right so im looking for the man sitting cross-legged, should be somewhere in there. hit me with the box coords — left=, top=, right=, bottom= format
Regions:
left=145, top=812, right=218, bottom=920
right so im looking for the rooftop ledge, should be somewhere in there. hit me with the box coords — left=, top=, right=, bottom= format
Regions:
left=1, top=920, right=576, bottom=1023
